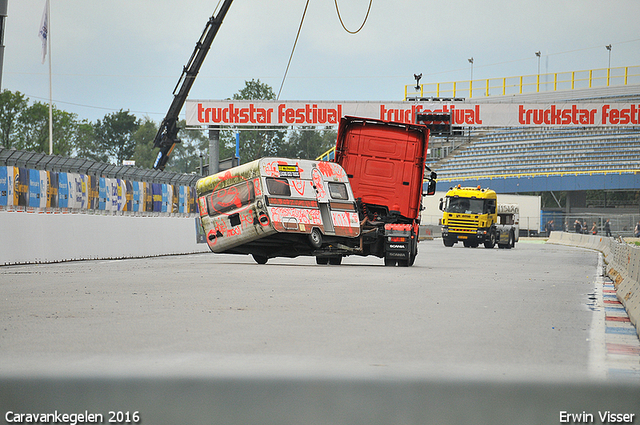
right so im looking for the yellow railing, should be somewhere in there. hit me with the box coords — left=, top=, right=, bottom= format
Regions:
left=405, top=65, right=640, bottom=100
left=316, top=146, right=336, bottom=162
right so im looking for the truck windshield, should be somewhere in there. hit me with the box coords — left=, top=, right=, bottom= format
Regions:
left=446, top=197, right=485, bottom=215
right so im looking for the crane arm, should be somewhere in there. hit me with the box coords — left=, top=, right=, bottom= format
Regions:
left=153, top=0, right=233, bottom=170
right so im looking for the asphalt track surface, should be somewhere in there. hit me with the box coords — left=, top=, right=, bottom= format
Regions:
left=0, top=238, right=607, bottom=380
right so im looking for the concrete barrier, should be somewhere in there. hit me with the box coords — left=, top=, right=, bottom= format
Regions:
left=547, top=231, right=640, bottom=337
left=0, top=211, right=208, bottom=265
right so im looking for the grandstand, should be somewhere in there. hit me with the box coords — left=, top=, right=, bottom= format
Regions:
left=430, top=125, right=640, bottom=180
left=405, top=66, right=640, bottom=235
left=406, top=66, right=640, bottom=193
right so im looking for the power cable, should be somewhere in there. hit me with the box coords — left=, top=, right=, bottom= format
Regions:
left=277, top=0, right=310, bottom=100
left=334, top=0, right=372, bottom=34
left=24, top=93, right=165, bottom=116
left=278, top=0, right=374, bottom=99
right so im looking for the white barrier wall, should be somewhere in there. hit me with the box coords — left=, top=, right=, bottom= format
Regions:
left=547, top=231, right=640, bottom=337
left=0, top=212, right=208, bottom=265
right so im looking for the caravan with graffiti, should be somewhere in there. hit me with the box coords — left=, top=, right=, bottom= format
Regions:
left=196, top=157, right=360, bottom=264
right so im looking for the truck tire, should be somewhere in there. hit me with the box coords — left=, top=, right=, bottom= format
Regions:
left=508, top=231, right=515, bottom=249
left=252, top=254, right=268, bottom=264
left=484, top=230, right=496, bottom=249
left=316, top=256, right=329, bottom=265
left=328, top=256, right=342, bottom=265
left=443, top=238, right=455, bottom=247
left=398, top=259, right=410, bottom=267
left=384, top=258, right=397, bottom=266
left=408, top=236, right=417, bottom=266
left=308, top=228, right=323, bottom=249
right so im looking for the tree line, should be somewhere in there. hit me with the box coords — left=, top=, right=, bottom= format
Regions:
left=0, top=80, right=336, bottom=174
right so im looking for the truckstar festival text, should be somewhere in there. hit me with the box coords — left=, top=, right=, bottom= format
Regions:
left=186, top=101, right=640, bottom=127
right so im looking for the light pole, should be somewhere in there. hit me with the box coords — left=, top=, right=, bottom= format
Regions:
left=535, top=51, right=541, bottom=75
left=468, top=57, right=474, bottom=81
left=0, top=0, right=6, bottom=91
left=606, top=44, right=612, bottom=69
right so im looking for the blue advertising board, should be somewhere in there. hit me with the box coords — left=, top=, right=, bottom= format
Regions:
left=98, top=177, right=107, bottom=210
left=58, top=172, right=69, bottom=208
left=28, top=169, right=40, bottom=208
left=0, top=166, right=7, bottom=206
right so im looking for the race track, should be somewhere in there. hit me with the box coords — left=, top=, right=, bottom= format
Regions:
left=0, top=239, right=603, bottom=380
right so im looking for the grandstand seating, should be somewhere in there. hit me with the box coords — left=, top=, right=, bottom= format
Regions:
left=431, top=126, right=640, bottom=179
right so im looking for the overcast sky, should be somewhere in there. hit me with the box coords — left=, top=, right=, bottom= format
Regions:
left=3, top=0, right=640, bottom=123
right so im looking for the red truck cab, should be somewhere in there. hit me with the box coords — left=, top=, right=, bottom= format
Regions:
left=334, top=116, right=435, bottom=266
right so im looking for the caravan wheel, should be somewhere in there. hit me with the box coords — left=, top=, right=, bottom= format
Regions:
left=308, top=228, right=323, bottom=248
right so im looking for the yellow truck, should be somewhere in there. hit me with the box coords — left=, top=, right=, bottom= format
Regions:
left=439, top=185, right=518, bottom=249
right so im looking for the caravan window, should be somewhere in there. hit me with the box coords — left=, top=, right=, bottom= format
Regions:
left=266, top=177, right=290, bottom=196
left=207, top=181, right=255, bottom=216
left=328, top=182, right=348, bottom=200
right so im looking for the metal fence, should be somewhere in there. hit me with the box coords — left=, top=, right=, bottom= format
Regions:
left=0, top=148, right=202, bottom=215
left=0, top=148, right=201, bottom=187
left=542, top=211, right=640, bottom=238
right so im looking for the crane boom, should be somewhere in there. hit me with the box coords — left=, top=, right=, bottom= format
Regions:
left=153, top=0, right=234, bottom=170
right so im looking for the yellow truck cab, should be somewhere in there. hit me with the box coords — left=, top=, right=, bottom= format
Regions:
left=439, top=185, right=498, bottom=248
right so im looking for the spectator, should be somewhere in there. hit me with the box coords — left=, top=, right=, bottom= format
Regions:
left=583, top=221, right=588, bottom=234
left=604, top=219, right=612, bottom=237
left=545, top=220, right=554, bottom=237
left=635, top=221, right=640, bottom=238
left=574, top=219, right=582, bottom=234
left=591, top=222, right=597, bottom=235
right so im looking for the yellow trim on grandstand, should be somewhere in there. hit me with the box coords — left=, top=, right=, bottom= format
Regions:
left=433, top=169, right=640, bottom=183
left=405, top=65, right=640, bottom=100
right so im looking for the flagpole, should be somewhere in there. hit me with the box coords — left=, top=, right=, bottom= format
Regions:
left=47, top=0, right=53, bottom=155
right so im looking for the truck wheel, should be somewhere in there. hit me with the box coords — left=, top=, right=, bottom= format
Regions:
left=412, top=235, right=418, bottom=265
left=384, top=258, right=397, bottom=266
left=443, top=238, right=455, bottom=247
left=484, top=230, right=496, bottom=249
left=328, top=256, right=342, bottom=265
left=308, top=228, right=323, bottom=248
left=252, top=254, right=268, bottom=264
left=507, top=231, right=514, bottom=249
left=316, top=256, right=329, bottom=265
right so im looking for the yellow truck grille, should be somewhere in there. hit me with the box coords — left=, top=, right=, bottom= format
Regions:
left=446, top=217, right=478, bottom=233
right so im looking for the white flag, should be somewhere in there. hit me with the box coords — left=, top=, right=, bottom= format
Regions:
left=38, top=0, right=49, bottom=64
